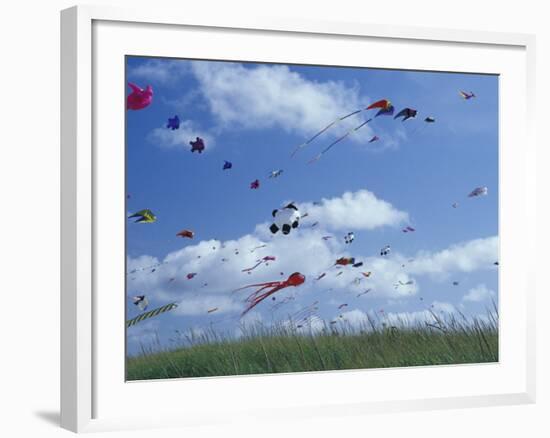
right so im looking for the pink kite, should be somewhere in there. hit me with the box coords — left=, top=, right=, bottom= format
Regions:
left=234, top=272, right=306, bottom=316
left=186, top=273, right=197, bottom=280
left=127, top=82, right=153, bottom=110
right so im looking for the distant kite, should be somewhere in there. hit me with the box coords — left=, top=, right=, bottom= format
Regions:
left=132, top=295, right=149, bottom=311
left=176, top=229, right=194, bottom=239
left=223, top=160, right=233, bottom=170
left=128, top=209, right=156, bottom=223
left=190, top=137, right=205, bottom=153
left=269, top=169, right=283, bottom=178
left=424, top=116, right=436, bottom=123
left=186, top=273, right=197, bottom=280
left=380, top=245, right=391, bottom=256
left=127, top=83, right=153, bottom=110
left=402, top=226, right=416, bottom=233
left=459, top=91, right=476, bottom=100
left=166, top=115, right=180, bottom=130
left=394, top=108, right=417, bottom=121
left=368, top=135, right=380, bottom=143
left=250, top=179, right=260, bottom=189
left=335, top=257, right=355, bottom=266
left=344, top=232, right=355, bottom=244
left=468, top=186, right=488, bottom=198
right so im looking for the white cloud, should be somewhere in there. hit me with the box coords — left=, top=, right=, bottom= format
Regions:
left=190, top=61, right=373, bottom=142
left=301, top=189, right=408, bottom=231
left=127, top=187, right=497, bottom=318
left=147, top=119, right=215, bottom=151
left=407, top=236, right=498, bottom=278
left=462, top=284, right=496, bottom=303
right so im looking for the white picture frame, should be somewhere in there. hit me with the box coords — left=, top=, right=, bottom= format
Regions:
left=61, top=4, right=536, bottom=433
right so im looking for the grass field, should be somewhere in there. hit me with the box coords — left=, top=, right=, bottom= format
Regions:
left=126, top=311, right=498, bottom=380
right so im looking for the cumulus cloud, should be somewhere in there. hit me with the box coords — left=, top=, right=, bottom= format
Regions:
left=407, top=236, right=498, bottom=278
left=462, top=284, right=496, bottom=303
left=189, top=61, right=373, bottom=142
left=300, top=190, right=409, bottom=231
left=147, top=119, right=215, bottom=151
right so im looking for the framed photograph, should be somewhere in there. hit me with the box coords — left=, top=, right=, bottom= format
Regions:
left=61, top=5, right=536, bottom=433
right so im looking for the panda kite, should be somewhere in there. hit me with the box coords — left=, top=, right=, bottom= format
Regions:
left=270, top=203, right=301, bottom=235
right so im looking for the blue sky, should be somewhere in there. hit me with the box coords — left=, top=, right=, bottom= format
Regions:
left=125, top=56, right=498, bottom=355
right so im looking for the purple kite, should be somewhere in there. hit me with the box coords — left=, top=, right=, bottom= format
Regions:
left=190, top=137, right=205, bottom=153
left=166, top=115, right=180, bottom=130
left=394, top=108, right=417, bottom=121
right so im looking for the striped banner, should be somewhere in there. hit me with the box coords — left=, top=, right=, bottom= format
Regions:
left=126, top=302, right=178, bottom=328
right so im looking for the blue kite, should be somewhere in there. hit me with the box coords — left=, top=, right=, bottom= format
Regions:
left=166, top=115, right=180, bottom=130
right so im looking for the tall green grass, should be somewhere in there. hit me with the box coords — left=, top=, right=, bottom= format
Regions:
left=126, top=310, right=498, bottom=380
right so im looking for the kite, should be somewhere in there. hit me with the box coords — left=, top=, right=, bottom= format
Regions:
left=394, top=280, right=414, bottom=289
left=250, top=244, right=267, bottom=253
left=128, top=209, right=156, bottom=223
left=452, top=281, right=460, bottom=286
left=494, top=261, right=499, bottom=266
left=242, top=256, right=276, bottom=273
left=424, top=116, right=436, bottom=123
left=186, top=273, right=197, bottom=280
left=362, top=271, right=372, bottom=278
left=402, top=226, right=416, bottom=233
left=316, top=273, right=327, bottom=281
left=394, top=108, right=417, bottom=121
left=338, top=303, right=348, bottom=310
left=357, top=289, right=372, bottom=297
left=132, top=295, right=149, bottom=311
left=223, top=160, right=233, bottom=170
left=335, top=271, right=343, bottom=277
left=367, top=99, right=391, bottom=110
left=468, top=186, right=488, bottom=198
left=126, top=302, right=178, bottom=328
left=380, top=245, right=391, bottom=256
left=269, top=169, right=283, bottom=178
left=460, top=90, right=476, bottom=100
left=374, top=106, right=395, bottom=117
left=166, top=115, right=180, bottom=130
left=310, top=221, right=319, bottom=228
left=270, top=203, right=300, bottom=235
left=344, top=232, right=355, bottom=244
left=250, top=179, right=260, bottom=189
left=127, top=82, right=153, bottom=110
left=234, top=272, right=306, bottom=316
left=207, top=307, right=219, bottom=314
left=335, top=257, right=355, bottom=266
left=190, top=137, right=205, bottom=153
left=176, top=229, right=194, bottom=239
left=308, top=118, right=372, bottom=163
left=290, top=108, right=365, bottom=157
left=452, top=202, right=459, bottom=208
left=290, top=301, right=320, bottom=323
left=322, top=236, right=333, bottom=241
left=352, top=262, right=364, bottom=268
left=368, top=135, right=380, bottom=143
